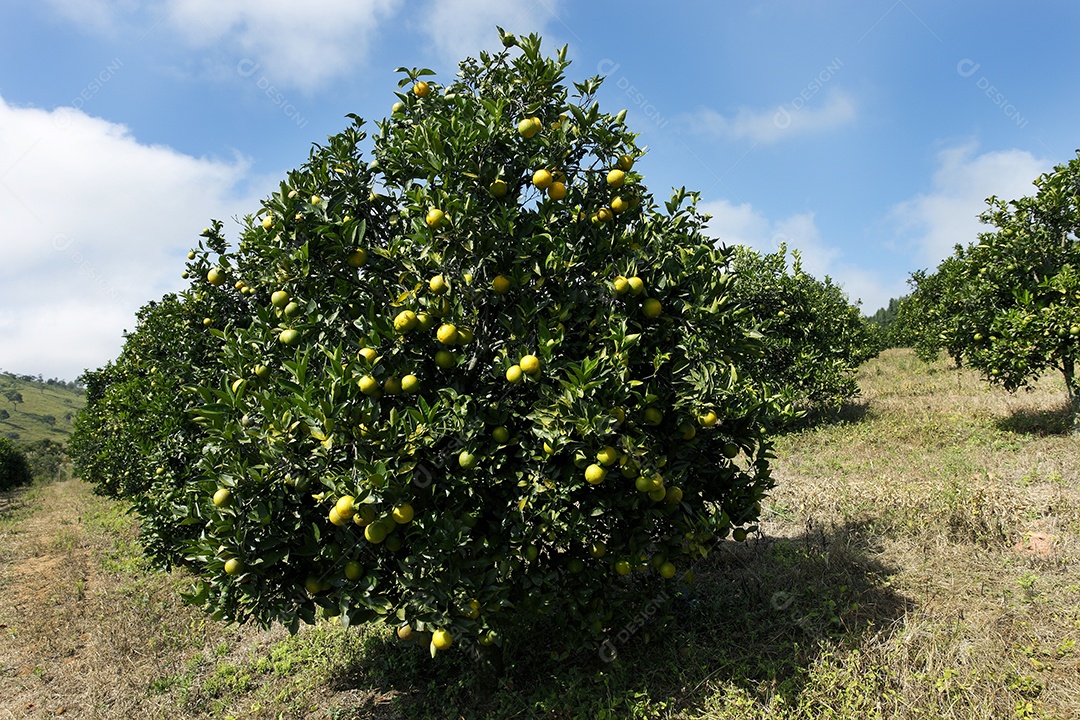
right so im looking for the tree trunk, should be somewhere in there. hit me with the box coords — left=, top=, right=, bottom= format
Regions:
left=471, top=642, right=505, bottom=700
left=1064, top=360, right=1080, bottom=434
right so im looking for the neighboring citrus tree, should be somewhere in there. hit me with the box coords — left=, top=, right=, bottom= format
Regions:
left=0, top=436, right=32, bottom=491
left=730, top=244, right=880, bottom=422
left=70, top=286, right=232, bottom=566
left=21, top=439, right=67, bottom=482
left=896, top=258, right=970, bottom=366
left=868, top=295, right=918, bottom=349
left=905, top=151, right=1080, bottom=430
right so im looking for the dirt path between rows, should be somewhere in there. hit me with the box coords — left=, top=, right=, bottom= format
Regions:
left=0, top=481, right=399, bottom=720
left=1, top=480, right=95, bottom=717
left=0, top=480, right=241, bottom=719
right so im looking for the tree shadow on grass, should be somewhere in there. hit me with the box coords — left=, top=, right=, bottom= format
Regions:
left=0, top=489, right=30, bottom=521
left=996, top=400, right=1074, bottom=436
left=777, top=399, right=873, bottom=435
left=332, top=520, right=909, bottom=719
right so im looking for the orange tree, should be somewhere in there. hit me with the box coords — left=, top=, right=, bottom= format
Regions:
left=70, top=255, right=241, bottom=566
left=103, top=32, right=779, bottom=657
left=729, top=244, right=879, bottom=423
left=906, top=152, right=1080, bottom=431
left=895, top=258, right=969, bottom=366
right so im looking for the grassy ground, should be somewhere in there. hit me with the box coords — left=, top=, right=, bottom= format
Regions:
left=0, top=349, right=1077, bottom=719
left=0, top=374, right=85, bottom=444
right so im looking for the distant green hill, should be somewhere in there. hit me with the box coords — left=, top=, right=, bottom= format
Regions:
left=0, top=373, right=85, bottom=445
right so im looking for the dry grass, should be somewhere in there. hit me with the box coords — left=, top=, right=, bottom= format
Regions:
left=0, top=348, right=1077, bottom=719
left=0, top=481, right=281, bottom=718
left=0, top=480, right=421, bottom=719
left=754, top=349, right=1080, bottom=719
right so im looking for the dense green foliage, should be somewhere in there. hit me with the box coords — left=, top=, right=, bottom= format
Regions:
left=70, top=293, right=224, bottom=566
left=867, top=295, right=917, bottom=348
left=21, top=439, right=67, bottom=482
left=730, top=245, right=880, bottom=421
left=0, top=436, right=32, bottom=491
left=71, top=33, right=875, bottom=661
left=903, top=151, right=1080, bottom=429
left=895, top=261, right=966, bottom=365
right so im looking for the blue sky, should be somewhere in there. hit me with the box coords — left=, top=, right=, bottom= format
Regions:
left=2, top=1, right=1077, bottom=381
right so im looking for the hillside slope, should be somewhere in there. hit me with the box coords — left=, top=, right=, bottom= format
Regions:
left=0, top=374, right=85, bottom=445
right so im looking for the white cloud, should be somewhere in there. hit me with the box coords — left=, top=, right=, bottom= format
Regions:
left=43, top=0, right=401, bottom=92
left=687, top=89, right=856, bottom=144
left=699, top=143, right=1053, bottom=314
left=40, top=0, right=140, bottom=36
left=419, top=0, right=565, bottom=67
left=165, top=0, right=401, bottom=91
left=0, top=96, right=260, bottom=381
left=698, top=199, right=769, bottom=248
left=43, top=0, right=562, bottom=92
left=701, top=198, right=902, bottom=312
left=887, top=143, right=1049, bottom=265
left=702, top=200, right=838, bottom=275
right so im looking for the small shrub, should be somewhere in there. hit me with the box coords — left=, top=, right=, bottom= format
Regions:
left=0, top=436, right=32, bottom=491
